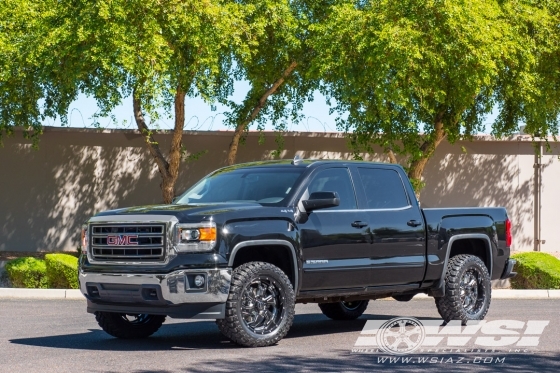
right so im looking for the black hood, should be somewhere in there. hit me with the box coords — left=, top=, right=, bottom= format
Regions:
left=93, top=202, right=266, bottom=222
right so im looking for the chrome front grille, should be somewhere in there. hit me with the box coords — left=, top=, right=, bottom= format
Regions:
left=90, top=224, right=166, bottom=262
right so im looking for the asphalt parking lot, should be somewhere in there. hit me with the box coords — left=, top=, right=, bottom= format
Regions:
left=1, top=298, right=559, bottom=372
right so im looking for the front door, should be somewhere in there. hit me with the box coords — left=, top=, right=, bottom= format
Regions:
left=297, top=167, right=371, bottom=291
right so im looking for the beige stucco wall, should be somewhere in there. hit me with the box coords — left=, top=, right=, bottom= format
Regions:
left=0, top=127, right=557, bottom=253
left=420, top=137, right=560, bottom=253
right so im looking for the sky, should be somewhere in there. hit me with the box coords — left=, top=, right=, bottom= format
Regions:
left=44, top=80, right=341, bottom=133
left=44, top=80, right=496, bottom=133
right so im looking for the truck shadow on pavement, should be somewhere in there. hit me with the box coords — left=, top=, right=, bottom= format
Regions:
left=8, top=312, right=442, bottom=351
left=9, top=311, right=560, bottom=372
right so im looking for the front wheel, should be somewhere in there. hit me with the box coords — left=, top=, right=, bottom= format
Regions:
left=435, top=254, right=491, bottom=324
left=95, top=312, right=166, bottom=339
left=216, top=262, right=295, bottom=347
left=319, top=300, right=369, bottom=320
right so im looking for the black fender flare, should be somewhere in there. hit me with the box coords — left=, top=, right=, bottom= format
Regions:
left=228, top=239, right=300, bottom=293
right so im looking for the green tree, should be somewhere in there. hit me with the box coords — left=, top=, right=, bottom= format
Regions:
left=312, top=0, right=557, bottom=190
left=0, top=0, right=67, bottom=144
left=0, top=0, right=249, bottom=203
left=223, top=0, right=334, bottom=165
left=494, top=0, right=560, bottom=141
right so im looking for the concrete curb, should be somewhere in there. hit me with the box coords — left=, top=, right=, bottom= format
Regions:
left=385, top=289, right=557, bottom=300
left=0, top=288, right=559, bottom=300
left=0, top=288, right=83, bottom=300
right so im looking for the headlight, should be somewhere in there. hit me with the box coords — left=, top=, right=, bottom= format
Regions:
left=81, top=224, right=89, bottom=254
left=174, top=222, right=217, bottom=252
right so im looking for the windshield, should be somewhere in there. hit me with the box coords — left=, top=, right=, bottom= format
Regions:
left=175, top=167, right=305, bottom=206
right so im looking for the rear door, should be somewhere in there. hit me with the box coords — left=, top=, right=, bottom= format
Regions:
left=298, top=166, right=371, bottom=290
left=353, top=166, right=426, bottom=286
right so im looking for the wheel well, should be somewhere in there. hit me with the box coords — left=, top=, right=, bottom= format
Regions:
left=449, top=239, right=490, bottom=272
left=231, top=245, right=296, bottom=289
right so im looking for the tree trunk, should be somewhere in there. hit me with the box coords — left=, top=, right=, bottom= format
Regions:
left=162, top=85, right=186, bottom=204
left=407, top=112, right=447, bottom=190
left=133, top=86, right=186, bottom=204
left=386, top=148, right=398, bottom=164
left=226, top=61, right=298, bottom=165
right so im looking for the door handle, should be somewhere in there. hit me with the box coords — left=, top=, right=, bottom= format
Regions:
left=407, top=220, right=422, bottom=227
left=351, top=221, right=368, bottom=228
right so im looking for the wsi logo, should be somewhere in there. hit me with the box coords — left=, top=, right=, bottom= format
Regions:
left=353, top=317, right=550, bottom=355
left=107, top=235, right=138, bottom=246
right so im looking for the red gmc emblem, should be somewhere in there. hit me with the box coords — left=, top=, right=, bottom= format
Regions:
left=107, top=235, right=138, bottom=246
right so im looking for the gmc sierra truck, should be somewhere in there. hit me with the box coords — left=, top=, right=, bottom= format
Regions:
left=79, top=158, right=516, bottom=347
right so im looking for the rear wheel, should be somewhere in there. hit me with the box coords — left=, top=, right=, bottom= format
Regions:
left=319, top=300, right=369, bottom=320
left=435, top=254, right=491, bottom=324
left=95, top=312, right=166, bottom=339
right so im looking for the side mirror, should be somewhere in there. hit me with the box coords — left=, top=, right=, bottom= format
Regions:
left=302, top=191, right=340, bottom=212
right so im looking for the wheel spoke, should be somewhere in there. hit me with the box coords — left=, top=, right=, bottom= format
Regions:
left=384, top=329, right=403, bottom=338
left=403, top=337, right=416, bottom=348
left=398, top=321, right=407, bottom=334
left=405, top=326, right=421, bottom=337
left=240, top=275, right=284, bottom=336
left=264, top=295, right=277, bottom=307
left=245, top=290, right=257, bottom=304
left=389, top=339, right=403, bottom=349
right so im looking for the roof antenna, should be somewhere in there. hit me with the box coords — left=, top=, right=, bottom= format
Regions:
left=292, top=154, right=303, bottom=166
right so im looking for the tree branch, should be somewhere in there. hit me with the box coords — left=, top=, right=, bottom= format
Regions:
left=408, top=111, right=447, bottom=182
left=132, top=91, right=170, bottom=179
left=227, top=61, right=298, bottom=165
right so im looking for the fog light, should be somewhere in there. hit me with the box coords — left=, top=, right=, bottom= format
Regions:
left=194, top=275, right=205, bottom=287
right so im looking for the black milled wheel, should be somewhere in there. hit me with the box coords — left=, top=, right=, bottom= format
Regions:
left=216, top=262, right=295, bottom=347
left=319, top=300, right=369, bottom=320
left=95, top=312, right=166, bottom=339
left=435, top=254, right=491, bottom=324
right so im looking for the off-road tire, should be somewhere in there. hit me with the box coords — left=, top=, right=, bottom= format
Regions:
left=435, top=254, right=491, bottom=324
left=319, top=300, right=369, bottom=320
left=95, top=312, right=166, bottom=339
left=216, top=261, right=295, bottom=347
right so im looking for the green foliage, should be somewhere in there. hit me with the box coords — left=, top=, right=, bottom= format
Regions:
left=222, top=0, right=333, bottom=162
left=511, top=252, right=560, bottom=289
left=45, top=253, right=79, bottom=289
left=409, top=178, right=426, bottom=194
left=5, top=257, right=48, bottom=289
left=184, top=149, right=208, bottom=163
left=311, top=0, right=560, bottom=179
left=0, top=0, right=256, bottom=202
left=0, top=0, right=249, bottom=145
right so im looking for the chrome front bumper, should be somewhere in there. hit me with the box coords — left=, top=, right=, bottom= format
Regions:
left=79, top=268, right=231, bottom=319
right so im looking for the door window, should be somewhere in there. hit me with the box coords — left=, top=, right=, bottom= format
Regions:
left=307, top=168, right=357, bottom=210
left=358, top=168, right=410, bottom=209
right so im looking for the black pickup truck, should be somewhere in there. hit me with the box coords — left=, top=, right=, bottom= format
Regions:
left=79, top=158, right=516, bottom=347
